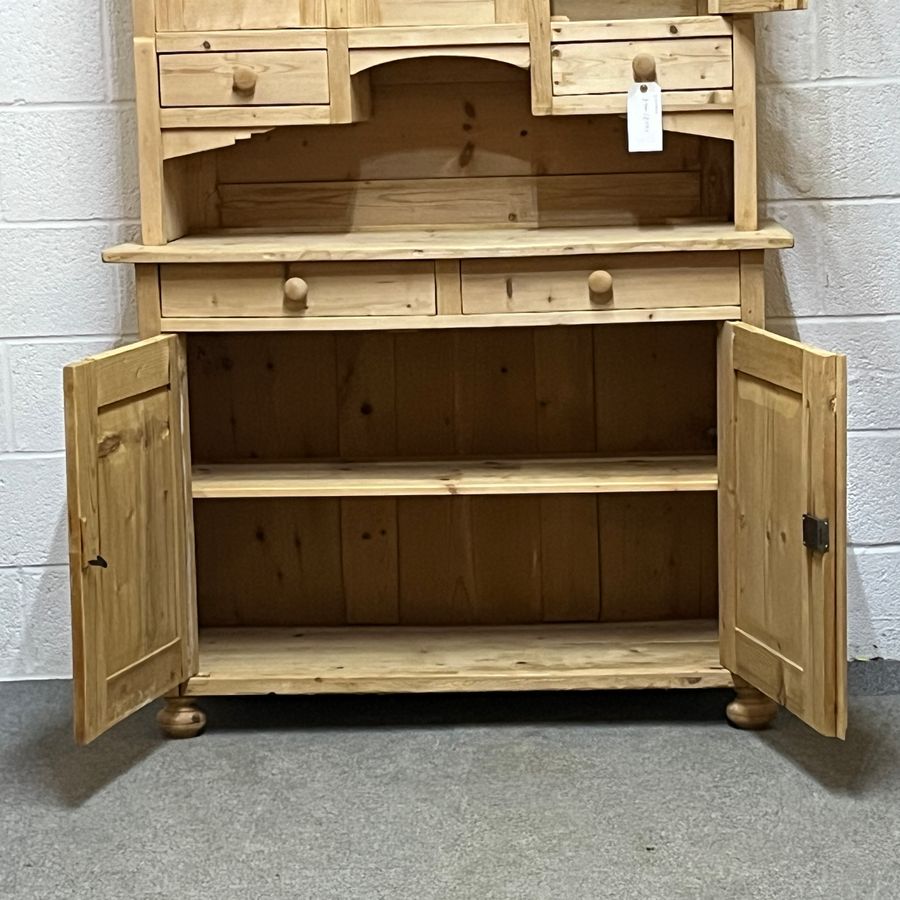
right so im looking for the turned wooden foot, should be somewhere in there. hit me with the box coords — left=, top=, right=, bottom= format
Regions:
left=157, top=698, right=207, bottom=739
left=726, top=675, right=778, bottom=730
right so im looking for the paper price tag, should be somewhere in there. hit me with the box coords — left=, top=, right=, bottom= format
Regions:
left=627, top=82, right=663, bottom=153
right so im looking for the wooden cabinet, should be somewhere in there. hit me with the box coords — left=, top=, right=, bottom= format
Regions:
left=65, top=0, right=846, bottom=744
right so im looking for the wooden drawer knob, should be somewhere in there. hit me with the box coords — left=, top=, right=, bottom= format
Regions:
left=632, top=53, right=657, bottom=83
left=232, top=65, right=258, bottom=94
left=283, top=277, right=309, bottom=307
left=588, top=270, right=614, bottom=296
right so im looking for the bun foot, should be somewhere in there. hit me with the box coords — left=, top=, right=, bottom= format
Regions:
left=157, top=698, right=207, bottom=739
left=726, top=675, right=778, bottom=730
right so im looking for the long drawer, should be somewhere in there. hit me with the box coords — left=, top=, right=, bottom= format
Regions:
left=160, top=262, right=438, bottom=318
left=460, top=253, right=740, bottom=314
left=159, top=50, right=330, bottom=107
left=551, top=38, right=733, bottom=96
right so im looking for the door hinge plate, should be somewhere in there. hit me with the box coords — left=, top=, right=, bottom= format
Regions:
left=802, top=514, right=830, bottom=554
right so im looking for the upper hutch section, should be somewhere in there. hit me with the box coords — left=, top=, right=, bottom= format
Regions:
left=115, top=0, right=806, bottom=258
left=154, top=1, right=806, bottom=31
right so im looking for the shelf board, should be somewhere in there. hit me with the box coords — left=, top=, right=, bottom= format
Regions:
left=185, top=620, right=730, bottom=696
left=103, top=221, right=793, bottom=265
left=191, top=456, right=718, bottom=499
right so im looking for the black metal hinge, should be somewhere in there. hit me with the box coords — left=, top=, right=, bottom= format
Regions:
left=802, top=515, right=830, bottom=554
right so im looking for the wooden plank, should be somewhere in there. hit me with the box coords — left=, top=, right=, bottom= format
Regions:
left=185, top=620, right=731, bottom=694
left=598, top=493, right=718, bottom=621
left=87, top=337, right=172, bottom=407
left=103, top=221, right=795, bottom=263
left=349, top=45, right=530, bottom=76
left=133, top=36, right=166, bottom=244
left=470, top=497, right=543, bottom=623
left=552, top=37, right=732, bottom=96
left=435, top=260, right=463, bottom=315
left=461, top=251, right=740, bottom=313
left=326, top=28, right=354, bottom=123
left=341, top=498, right=400, bottom=624
left=216, top=172, right=701, bottom=231
left=663, top=111, right=734, bottom=141
left=186, top=333, right=340, bottom=463
left=160, top=261, right=437, bottom=318
left=553, top=0, right=699, bottom=18
left=337, top=332, right=397, bottom=458
left=594, top=323, right=717, bottom=455
left=160, top=106, right=333, bottom=128
left=156, top=30, right=328, bottom=52
left=550, top=90, right=733, bottom=115
left=194, top=498, right=346, bottom=626
left=708, top=0, right=806, bottom=11
left=135, top=265, right=162, bottom=338
left=156, top=0, right=326, bottom=30
left=348, top=0, right=499, bottom=26
left=733, top=15, right=758, bottom=230
left=528, top=0, right=553, bottom=114
left=161, top=306, right=742, bottom=332
left=347, top=24, right=529, bottom=46
left=191, top=456, right=719, bottom=497
left=455, top=329, right=538, bottom=455
left=159, top=51, right=330, bottom=107
left=551, top=16, right=732, bottom=42
left=162, top=127, right=274, bottom=160
left=394, top=332, right=458, bottom=455
left=739, top=249, right=765, bottom=327
left=534, top=327, right=600, bottom=621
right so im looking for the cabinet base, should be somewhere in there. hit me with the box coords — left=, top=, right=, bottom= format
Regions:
left=725, top=675, right=778, bottom=730
left=157, top=698, right=207, bottom=739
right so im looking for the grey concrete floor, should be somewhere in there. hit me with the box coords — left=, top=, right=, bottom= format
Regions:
left=1, top=671, right=899, bottom=900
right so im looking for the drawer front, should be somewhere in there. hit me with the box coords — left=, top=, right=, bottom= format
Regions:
left=161, top=262, right=438, bottom=318
left=461, top=253, right=740, bottom=314
left=156, top=0, right=326, bottom=30
left=552, top=38, right=732, bottom=96
left=159, top=51, right=330, bottom=107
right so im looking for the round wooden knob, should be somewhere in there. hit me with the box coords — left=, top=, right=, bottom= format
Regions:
left=232, top=65, right=258, bottom=94
left=588, top=270, right=614, bottom=296
left=283, top=277, right=309, bottom=307
left=632, top=53, right=657, bottom=83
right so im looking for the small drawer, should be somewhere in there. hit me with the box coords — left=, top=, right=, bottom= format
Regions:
left=160, top=262, right=438, bottom=318
left=460, top=253, right=740, bottom=314
left=551, top=38, right=732, bottom=96
left=159, top=51, right=330, bottom=107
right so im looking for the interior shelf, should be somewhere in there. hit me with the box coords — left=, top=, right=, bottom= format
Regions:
left=185, top=620, right=730, bottom=696
left=104, top=221, right=793, bottom=264
left=191, top=456, right=718, bottom=498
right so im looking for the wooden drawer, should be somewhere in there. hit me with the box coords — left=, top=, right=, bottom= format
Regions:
left=159, top=51, right=330, bottom=107
left=551, top=38, right=732, bottom=96
left=156, top=0, right=326, bottom=30
left=160, top=262, right=438, bottom=318
left=460, top=253, right=740, bottom=314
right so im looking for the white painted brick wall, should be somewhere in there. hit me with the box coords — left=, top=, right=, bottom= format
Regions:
left=0, top=2, right=898, bottom=679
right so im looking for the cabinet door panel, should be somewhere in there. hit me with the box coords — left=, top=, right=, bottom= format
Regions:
left=719, top=323, right=846, bottom=738
left=65, top=335, right=196, bottom=744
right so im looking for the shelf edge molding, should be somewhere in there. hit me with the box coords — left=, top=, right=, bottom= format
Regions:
left=191, top=455, right=718, bottom=499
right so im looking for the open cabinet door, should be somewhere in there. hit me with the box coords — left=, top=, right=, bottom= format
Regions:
left=719, top=323, right=847, bottom=738
left=64, top=335, right=196, bottom=744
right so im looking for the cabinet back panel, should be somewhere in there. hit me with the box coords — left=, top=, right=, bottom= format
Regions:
left=207, top=61, right=720, bottom=232
left=195, top=493, right=716, bottom=626
left=187, top=324, right=717, bottom=463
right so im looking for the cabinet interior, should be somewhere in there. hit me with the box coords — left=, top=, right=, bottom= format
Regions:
left=164, top=58, right=734, bottom=242
left=187, top=322, right=719, bottom=639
